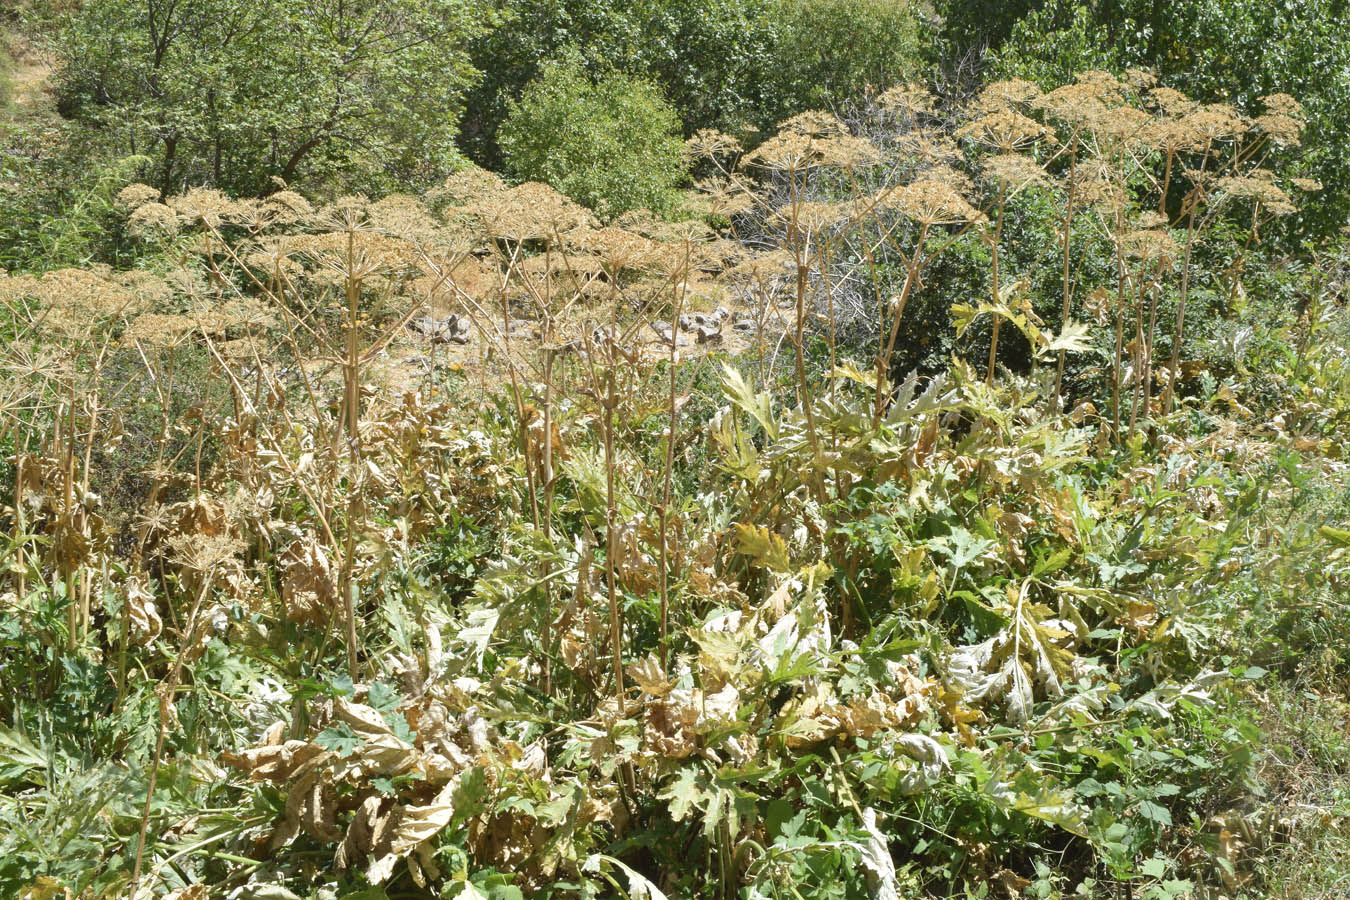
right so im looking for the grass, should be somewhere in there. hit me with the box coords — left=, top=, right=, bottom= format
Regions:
left=1253, top=681, right=1350, bottom=898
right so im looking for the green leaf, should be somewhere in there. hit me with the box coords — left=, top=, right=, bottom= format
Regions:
left=1139, top=857, right=1168, bottom=878
left=1137, top=800, right=1172, bottom=826
left=1043, top=319, right=1095, bottom=354
left=721, top=365, right=778, bottom=439
left=659, top=768, right=705, bottom=822
left=1318, top=524, right=1350, bottom=546
left=386, top=711, right=416, bottom=744
left=460, top=607, right=501, bottom=668
left=315, top=721, right=362, bottom=757
left=368, top=681, right=400, bottom=713
left=339, top=888, right=390, bottom=900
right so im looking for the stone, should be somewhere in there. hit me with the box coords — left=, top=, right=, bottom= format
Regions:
left=409, top=315, right=442, bottom=337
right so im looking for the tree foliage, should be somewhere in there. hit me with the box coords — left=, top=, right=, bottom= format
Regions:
left=54, top=0, right=493, bottom=196
left=463, top=0, right=925, bottom=167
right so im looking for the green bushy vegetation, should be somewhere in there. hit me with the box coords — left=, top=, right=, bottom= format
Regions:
left=2, top=2, right=1350, bottom=899
left=499, top=55, right=685, bottom=219
left=462, top=0, right=925, bottom=168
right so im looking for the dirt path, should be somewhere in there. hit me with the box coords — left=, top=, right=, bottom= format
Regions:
left=1, top=29, right=56, bottom=128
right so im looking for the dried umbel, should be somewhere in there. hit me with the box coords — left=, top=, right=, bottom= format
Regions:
left=692, top=176, right=756, bottom=217
left=877, top=82, right=935, bottom=115
left=685, top=129, right=744, bottom=161
left=1149, top=116, right=1202, bottom=154
left=1088, top=105, right=1153, bottom=145
left=25, top=267, right=160, bottom=337
left=1182, top=104, right=1248, bottom=144
left=981, top=153, right=1048, bottom=190
left=773, top=201, right=852, bottom=235
left=957, top=109, right=1052, bottom=152
left=1037, top=81, right=1112, bottom=125
left=725, top=248, right=795, bottom=284
left=876, top=179, right=986, bottom=226
left=368, top=194, right=444, bottom=244
left=1252, top=94, right=1306, bottom=147
left=744, top=112, right=880, bottom=172
left=264, top=190, right=315, bottom=224
left=1149, top=86, right=1198, bottom=117
left=1217, top=172, right=1297, bottom=216
left=126, top=313, right=196, bottom=348
left=116, top=183, right=162, bottom=210
left=432, top=166, right=508, bottom=210
left=894, top=131, right=963, bottom=166
left=1122, top=228, right=1178, bottom=262
left=973, top=78, right=1042, bottom=114
left=126, top=202, right=181, bottom=240
left=1074, top=69, right=1128, bottom=98
left=464, top=181, right=594, bottom=242
left=574, top=227, right=667, bottom=273
left=169, top=187, right=257, bottom=228
left=279, top=229, right=421, bottom=286
left=1068, top=164, right=1129, bottom=210
left=1123, top=68, right=1158, bottom=91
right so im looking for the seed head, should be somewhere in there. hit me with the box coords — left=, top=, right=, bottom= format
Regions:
left=982, top=153, right=1048, bottom=189
left=957, top=108, right=1052, bottom=151
left=116, top=183, right=162, bottom=210
left=973, top=79, right=1042, bottom=114
left=876, top=179, right=986, bottom=226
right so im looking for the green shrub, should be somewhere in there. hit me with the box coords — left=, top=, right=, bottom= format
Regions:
left=463, top=0, right=926, bottom=167
left=498, top=54, right=686, bottom=219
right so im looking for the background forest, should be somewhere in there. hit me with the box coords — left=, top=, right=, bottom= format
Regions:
left=2, top=1, right=1350, bottom=898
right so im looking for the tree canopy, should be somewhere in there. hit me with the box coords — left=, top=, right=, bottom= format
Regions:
left=56, top=0, right=493, bottom=196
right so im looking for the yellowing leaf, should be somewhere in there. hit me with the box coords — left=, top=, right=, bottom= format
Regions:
left=734, top=523, right=791, bottom=573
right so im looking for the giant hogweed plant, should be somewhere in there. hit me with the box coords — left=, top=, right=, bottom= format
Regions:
left=689, top=71, right=1316, bottom=442
left=0, top=71, right=1344, bottom=900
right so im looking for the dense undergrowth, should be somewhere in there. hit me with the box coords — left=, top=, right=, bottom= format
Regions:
left=2, top=71, right=1350, bottom=900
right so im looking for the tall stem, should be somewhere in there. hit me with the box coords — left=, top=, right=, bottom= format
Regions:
left=986, top=189, right=1006, bottom=385
left=340, top=228, right=362, bottom=681
left=873, top=226, right=928, bottom=427
left=1052, top=143, right=1079, bottom=409
left=658, top=256, right=688, bottom=672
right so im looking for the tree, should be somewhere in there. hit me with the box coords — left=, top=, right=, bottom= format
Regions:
left=462, top=0, right=926, bottom=168
left=498, top=54, right=685, bottom=219
left=763, top=0, right=925, bottom=123
left=55, top=0, right=493, bottom=196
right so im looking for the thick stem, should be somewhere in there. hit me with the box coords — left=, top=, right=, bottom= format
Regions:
left=1052, top=145, right=1079, bottom=410
left=658, top=261, right=688, bottom=672
left=341, top=229, right=362, bottom=682
left=873, top=226, right=928, bottom=427
left=986, top=191, right=1006, bottom=385
left=1162, top=141, right=1211, bottom=415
